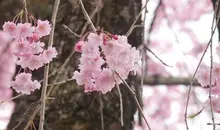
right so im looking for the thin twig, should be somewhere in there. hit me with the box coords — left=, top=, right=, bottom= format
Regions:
left=39, top=0, right=60, bottom=130
left=62, top=24, right=81, bottom=38
left=22, top=0, right=28, bottom=22
left=116, top=85, right=124, bottom=126
left=146, top=0, right=161, bottom=45
left=48, top=78, right=74, bottom=86
left=144, top=46, right=172, bottom=67
left=114, top=71, right=151, bottom=130
left=209, top=40, right=215, bottom=130
left=139, top=1, right=149, bottom=124
left=127, top=24, right=144, bottom=37
left=24, top=105, right=41, bottom=130
left=78, top=0, right=96, bottom=32
left=184, top=1, right=220, bottom=128
left=209, top=2, right=218, bottom=129
left=126, top=0, right=149, bottom=36
left=113, top=72, right=124, bottom=126
left=12, top=101, right=41, bottom=130
left=46, top=51, right=75, bottom=96
left=0, top=94, right=22, bottom=104
left=80, top=0, right=102, bottom=36
left=39, top=50, right=75, bottom=83
left=99, top=93, right=104, bottom=130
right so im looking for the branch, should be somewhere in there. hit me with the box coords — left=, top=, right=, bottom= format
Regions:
left=144, top=46, right=172, bottom=67
left=114, top=71, right=152, bottom=130
left=12, top=101, right=41, bottom=130
left=99, top=93, right=104, bottom=130
left=142, top=75, right=200, bottom=86
left=49, top=75, right=201, bottom=87
left=208, top=0, right=218, bottom=129
left=39, top=0, right=60, bottom=130
left=78, top=0, right=96, bottom=32
left=184, top=0, right=220, bottom=129
left=80, top=0, right=102, bottom=35
left=62, top=24, right=80, bottom=38
left=126, top=0, right=149, bottom=36
left=0, top=94, right=22, bottom=104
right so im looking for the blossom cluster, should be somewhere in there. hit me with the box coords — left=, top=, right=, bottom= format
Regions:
left=73, top=33, right=140, bottom=94
left=2, top=20, right=57, bottom=94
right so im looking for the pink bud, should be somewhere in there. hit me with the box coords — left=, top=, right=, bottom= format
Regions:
left=74, top=41, right=84, bottom=52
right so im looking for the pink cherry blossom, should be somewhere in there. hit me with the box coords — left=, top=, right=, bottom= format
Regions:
left=2, top=21, right=18, bottom=38
left=84, top=80, right=96, bottom=93
left=13, top=40, right=29, bottom=55
left=74, top=41, right=84, bottom=52
left=210, top=96, right=220, bottom=113
left=35, top=20, right=51, bottom=38
left=17, top=23, right=34, bottom=38
left=72, top=71, right=84, bottom=85
left=73, top=32, right=140, bottom=94
left=42, top=47, right=58, bottom=63
left=95, top=68, right=115, bottom=94
left=11, top=72, right=41, bottom=94
left=212, top=62, right=220, bottom=79
left=27, top=32, right=39, bottom=43
left=196, top=68, right=214, bottom=87
left=212, top=78, right=220, bottom=95
left=2, top=20, right=57, bottom=71
left=30, top=41, right=45, bottom=54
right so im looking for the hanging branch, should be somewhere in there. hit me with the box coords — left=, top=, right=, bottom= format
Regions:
left=126, top=0, right=149, bottom=36
left=114, top=71, right=151, bottom=130
left=39, top=0, right=60, bottom=130
left=78, top=0, right=96, bottom=32
left=99, top=93, right=104, bottom=130
left=113, top=72, right=124, bottom=126
left=144, top=45, right=172, bottom=67
left=208, top=0, right=220, bottom=129
left=184, top=0, right=220, bottom=129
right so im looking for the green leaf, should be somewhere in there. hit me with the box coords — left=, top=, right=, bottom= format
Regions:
left=188, top=107, right=204, bottom=119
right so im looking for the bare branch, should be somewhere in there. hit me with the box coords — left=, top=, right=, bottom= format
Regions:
left=144, top=46, right=172, bottom=67
left=126, top=0, right=149, bottom=36
left=114, top=71, right=151, bottom=130
left=80, top=0, right=102, bottom=35
left=62, top=24, right=80, bottom=38
left=39, top=0, right=60, bottom=129
left=99, top=93, right=104, bottom=130
left=0, top=94, right=22, bottom=104
left=113, top=72, right=124, bottom=126
left=78, top=0, right=96, bottom=32
left=184, top=0, right=220, bottom=129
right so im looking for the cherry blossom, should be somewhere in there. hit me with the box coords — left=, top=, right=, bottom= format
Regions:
left=3, top=21, right=18, bottom=38
left=35, top=20, right=51, bottom=38
left=0, top=18, right=57, bottom=94
left=17, top=23, right=34, bottom=38
left=11, top=72, right=41, bottom=94
left=73, top=32, right=140, bottom=94
left=42, top=47, right=58, bottom=63
left=196, top=68, right=213, bottom=87
left=2, top=20, right=57, bottom=71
